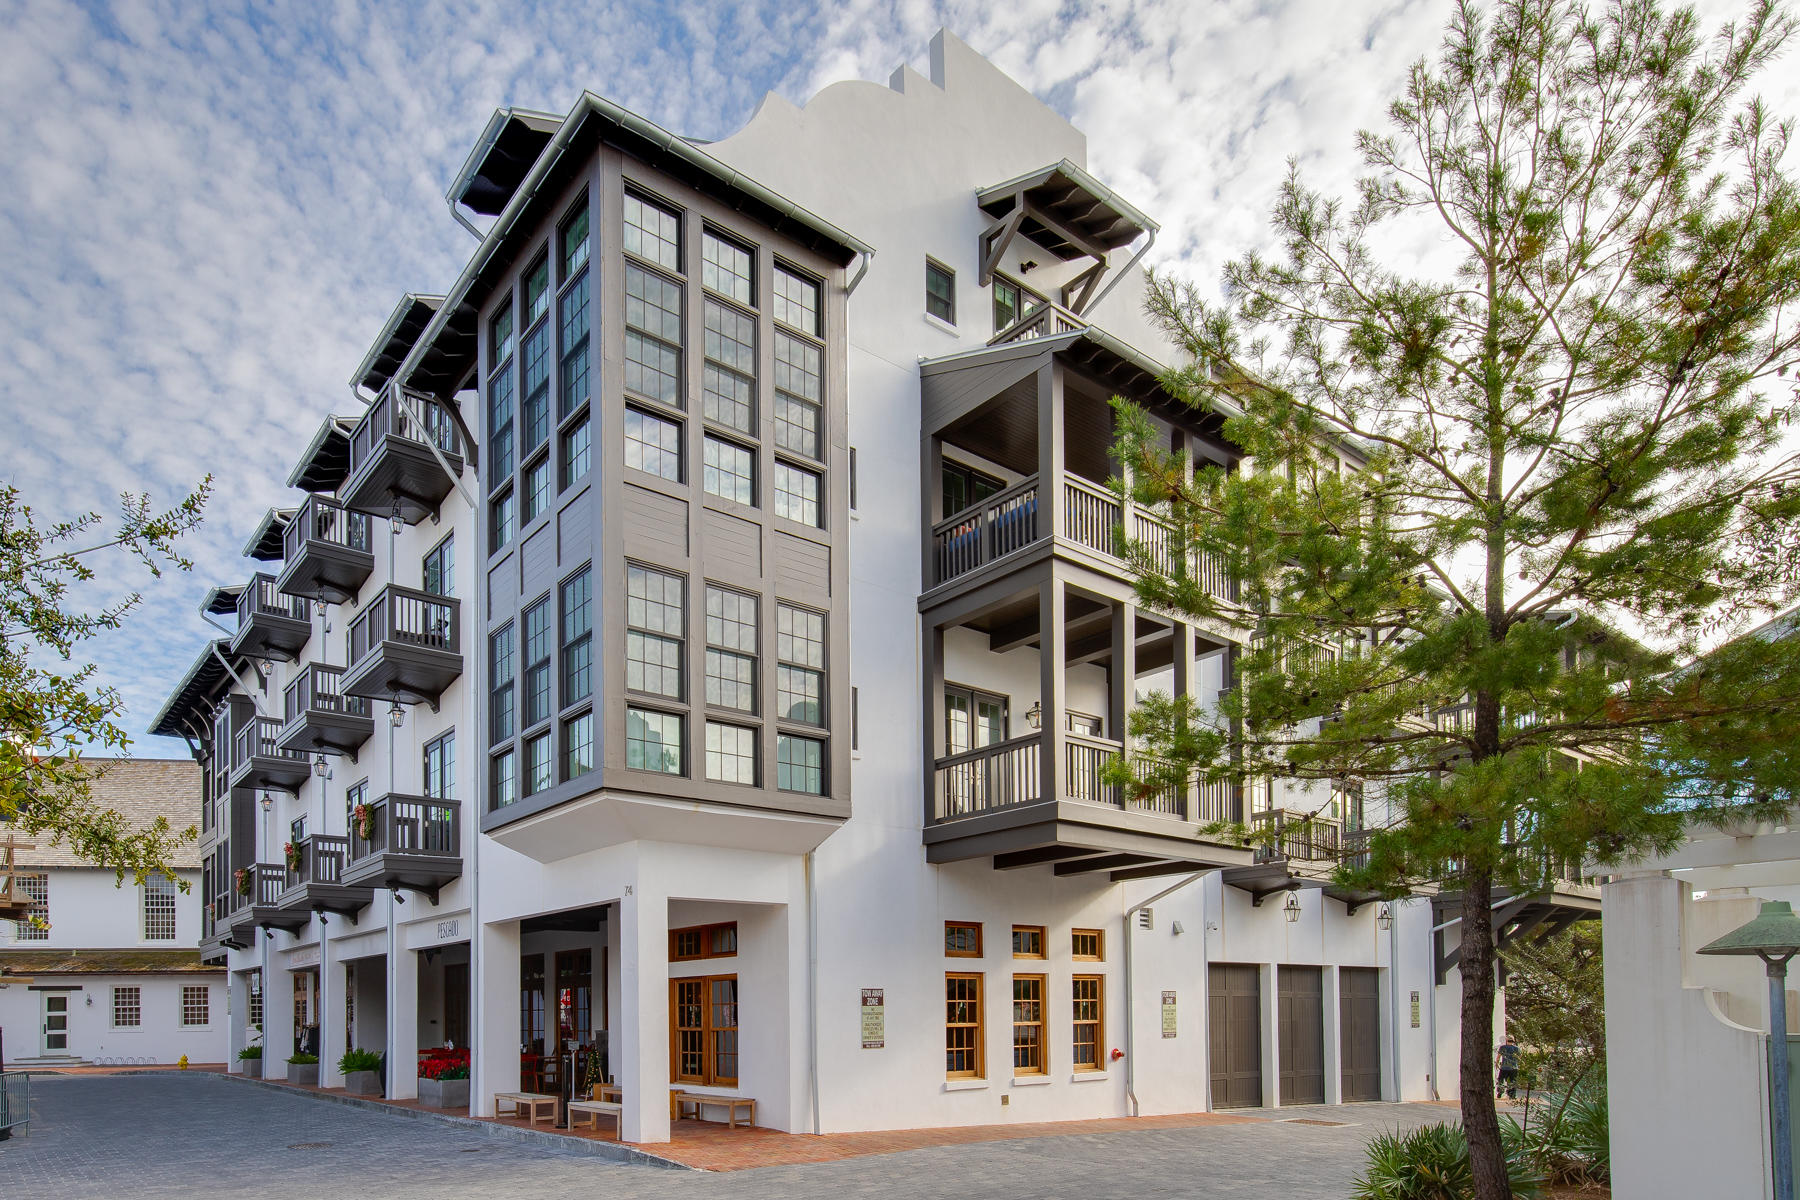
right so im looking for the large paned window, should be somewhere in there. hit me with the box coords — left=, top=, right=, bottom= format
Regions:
left=705, top=721, right=756, bottom=784
left=488, top=300, right=517, bottom=547
left=776, top=604, right=825, bottom=725
left=522, top=455, right=551, bottom=526
left=563, top=711, right=594, bottom=781
left=704, top=586, right=757, bottom=712
left=773, top=332, right=822, bottom=460
left=489, top=623, right=516, bottom=742
left=491, top=748, right=517, bottom=809
left=626, top=707, right=683, bottom=774
left=701, top=230, right=753, bottom=304
left=773, top=461, right=821, bottom=527
left=521, top=954, right=546, bottom=1053
left=560, top=418, right=591, bottom=490
left=671, top=975, right=738, bottom=1086
left=558, top=203, right=592, bottom=493
left=142, top=874, right=177, bottom=941
left=624, top=406, right=681, bottom=481
left=624, top=192, right=681, bottom=271
left=993, top=276, right=1042, bottom=332
left=521, top=257, right=551, bottom=456
left=182, top=984, right=211, bottom=1027
left=942, top=460, right=1003, bottom=518
left=1013, top=974, right=1046, bottom=1075
left=775, top=734, right=824, bottom=794
left=525, top=732, right=552, bottom=796
left=1072, top=976, right=1104, bottom=1071
left=945, top=684, right=1008, bottom=757
left=945, top=973, right=983, bottom=1079
left=624, top=265, right=683, bottom=406
left=560, top=567, right=593, bottom=705
left=522, top=596, right=552, bottom=728
left=703, top=435, right=754, bottom=505
left=562, top=202, right=590, bottom=277
left=625, top=566, right=684, bottom=699
left=16, top=873, right=46, bottom=939
left=424, top=730, right=455, bottom=800
left=423, top=533, right=454, bottom=597
left=113, top=985, right=142, bottom=1028
left=702, top=299, right=756, bottom=435
left=491, top=486, right=516, bottom=551
left=773, top=264, right=820, bottom=336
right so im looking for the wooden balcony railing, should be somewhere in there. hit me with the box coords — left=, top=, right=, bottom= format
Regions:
left=348, top=794, right=461, bottom=863
left=231, top=717, right=304, bottom=772
left=283, top=663, right=369, bottom=723
left=989, top=299, right=1088, bottom=346
left=1250, top=807, right=1343, bottom=863
left=346, top=586, right=459, bottom=667
left=284, top=493, right=371, bottom=561
left=931, top=476, right=1039, bottom=584
left=237, top=573, right=306, bottom=625
left=349, top=388, right=460, bottom=474
left=935, top=734, right=1041, bottom=819
left=284, top=834, right=349, bottom=891
left=227, top=863, right=284, bottom=913
left=932, top=732, right=1240, bottom=825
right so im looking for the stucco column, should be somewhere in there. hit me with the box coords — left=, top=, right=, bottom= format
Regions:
left=619, top=883, right=671, bottom=1143
left=389, top=944, right=420, bottom=1100
left=472, top=917, right=520, bottom=1116
left=319, top=926, right=343, bottom=1088
left=1322, top=963, right=1343, bottom=1105
left=277, top=965, right=301, bottom=1079
left=1261, top=962, right=1281, bottom=1108
left=227, top=971, right=249, bottom=1071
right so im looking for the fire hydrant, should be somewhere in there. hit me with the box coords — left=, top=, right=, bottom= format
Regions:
left=178, top=1054, right=189, bottom=1070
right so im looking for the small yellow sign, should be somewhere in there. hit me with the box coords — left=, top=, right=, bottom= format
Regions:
left=861, top=988, right=885, bottom=1049
left=1160, top=990, right=1178, bottom=1038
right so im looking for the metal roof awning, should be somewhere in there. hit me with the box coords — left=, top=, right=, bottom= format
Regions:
left=200, top=584, right=243, bottom=618
left=354, top=294, right=445, bottom=396
left=285, top=416, right=358, bottom=492
left=148, top=639, right=236, bottom=740
left=241, top=507, right=296, bottom=562
left=448, top=108, right=563, bottom=217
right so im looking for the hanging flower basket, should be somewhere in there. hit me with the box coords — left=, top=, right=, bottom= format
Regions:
left=234, top=867, right=253, bottom=897
left=284, top=841, right=303, bottom=872
left=352, top=803, right=377, bottom=843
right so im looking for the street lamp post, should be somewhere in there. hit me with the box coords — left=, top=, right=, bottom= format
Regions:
left=1698, top=899, right=1800, bottom=1200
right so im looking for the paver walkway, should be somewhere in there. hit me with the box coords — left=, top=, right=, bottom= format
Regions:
left=1, top=1071, right=1456, bottom=1198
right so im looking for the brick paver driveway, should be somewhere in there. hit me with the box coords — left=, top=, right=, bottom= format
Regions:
left=0, top=1073, right=1453, bottom=1198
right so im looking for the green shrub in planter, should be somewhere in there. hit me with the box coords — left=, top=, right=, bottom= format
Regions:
left=286, top=1053, right=318, bottom=1065
left=1504, top=1084, right=1609, bottom=1188
left=236, top=1045, right=263, bottom=1060
left=338, top=1048, right=382, bottom=1073
left=1351, top=1122, right=1541, bottom=1200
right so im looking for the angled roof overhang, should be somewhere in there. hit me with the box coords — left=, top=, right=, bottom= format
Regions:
left=285, top=416, right=358, bottom=492
left=977, top=159, right=1157, bottom=261
left=200, top=584, right=243, bottom=618
left=353, top=294, right=445, bottom=397
left=242, top=507, right=296, bottom=562
left=148, top=640, right=241, bottom=741
left=447, top=108, right=563, bottom=217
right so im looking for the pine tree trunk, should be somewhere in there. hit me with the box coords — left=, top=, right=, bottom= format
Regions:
left=1461, top=867, right=1509, bottom=1200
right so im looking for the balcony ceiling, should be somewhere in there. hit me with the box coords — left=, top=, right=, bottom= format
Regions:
left=148, top=639, right=243, bottom=740
left=241, top=507, right=297, bottom=562
left=977, top=159, right=1156, bottom=260
left=286, top=415, right=358, bottom=493
left=355, top=293, right=446, bottom=397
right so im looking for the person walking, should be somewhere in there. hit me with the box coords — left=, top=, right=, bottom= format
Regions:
left=1495, top=1038, right=1522, bottom=1101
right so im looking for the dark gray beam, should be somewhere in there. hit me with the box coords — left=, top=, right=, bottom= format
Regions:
left=1053, top=852, right=1161, bottom=876
left=993, top=846, right=1096, bottom=870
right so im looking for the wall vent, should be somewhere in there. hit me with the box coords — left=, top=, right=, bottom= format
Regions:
left=1137, top=908, right=1155, bottom=931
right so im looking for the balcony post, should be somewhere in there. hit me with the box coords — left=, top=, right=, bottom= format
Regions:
left=1172, top=620, right=1195, bottom=818
left=923, top=621, right=946, bottom=825
left=921, top=434, right=943, bottom=588
left=1109, top=600, right=1136, bottom=750
left=1037, top=361, right=1065, bottom=543
left=1039, top=577, right=1066, bottom=803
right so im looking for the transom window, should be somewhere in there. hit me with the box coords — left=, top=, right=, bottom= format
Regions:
left=623, top=192, right=682, bottom=271
left=776, top=604, right=825, bottom=725
left=926, top=259, right=955, bottom=324
left=773, top=461, right=821, bottom=527
left=706, top=722, right=757, bottom=784
left=1071, top=928, right=1105, bottom=961
left=773, top=332, right=822, bottom=460
left=944, top=920, right=982, bottom=957
left=624, top=264, right=683, bottom=406
left=142, top=874, right=177, bottom=941
left=773, top=264, right=820, bottom=336
left=624, top=406, right=682, bottom=481
left=626, top=706, right=683, bottom=775
left=703, top=435, right=755, bottom=505
left=1011, top=925, right=1044, bottom=959
left=671, top=975, right=738, bottom=1086
left=626, top=566, right=684, bottom=700
left=702, top=229, right=754, bottom=304
left=705, top=585, right=758, bottom=712
left=1013, top=974, right=1046, bottom=1075
left=945, top=973, right=983, bottom=1079
left=670, top=922, right=739, bottom=960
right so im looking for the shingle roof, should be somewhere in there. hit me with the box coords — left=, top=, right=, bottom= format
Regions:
left=0, top=949, right=221, bottom=976
left=8, top=759, right=202, bottom=870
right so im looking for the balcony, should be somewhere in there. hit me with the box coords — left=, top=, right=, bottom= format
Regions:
left=926, top=730, right=1249, bottom=878
left=227, top=717, right=312, bottom=793
left=276, top=834, right=371, bottom=922
left=930, top=472, right=1233, bottom=598
left=342, top=794, right=462, bottom=903
left=224, top=864, right=307, bottom=941
left=340, top=585, right=462, bottom=709
left=1222, top=808, right=1387, bottom=912
left=277, top=664, right=373, bottom=761
left=341, top=389, right=465, bottom=525
left=277, top=494, right=374, bottom=605
left=989, top=298, right=1088, bottom=346
left=227, top=574, right=311, bottom=662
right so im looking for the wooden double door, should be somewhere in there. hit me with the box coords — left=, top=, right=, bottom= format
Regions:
left=1339, top=966, right=1382, bottom=1102
left=1208, top=964, right=1262, bottom=1109
left=1277, top=966, right=1325, bottom=1106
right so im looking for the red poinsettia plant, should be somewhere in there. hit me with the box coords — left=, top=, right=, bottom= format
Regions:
left=419, top=1047, right=471, bottom=1081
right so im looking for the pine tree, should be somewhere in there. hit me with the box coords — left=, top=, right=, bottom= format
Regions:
left=1110, top=2, right=1800, bottom=1194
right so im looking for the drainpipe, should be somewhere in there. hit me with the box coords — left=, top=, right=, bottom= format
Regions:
left=846, top=250, right=874, bottom=297
left=806, top=850, right=821, bottom=1134
left=1388, top=902, right=1402, bottom=1101
left=1124, top=869, right=1214, bottom=1117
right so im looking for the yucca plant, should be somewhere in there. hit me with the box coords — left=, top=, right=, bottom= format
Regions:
left=1353, top=1123, right=1541, bottom=1200
left=1506, top=1083, right=1609, bottom=1187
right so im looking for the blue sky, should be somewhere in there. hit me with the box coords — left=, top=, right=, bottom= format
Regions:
left=2, top=0, right=1792, bottom=759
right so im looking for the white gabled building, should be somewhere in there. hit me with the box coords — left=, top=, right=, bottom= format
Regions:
left=0, top=758, right=225, bottom=1068
left=149, top=30, right=1599, bottom=1142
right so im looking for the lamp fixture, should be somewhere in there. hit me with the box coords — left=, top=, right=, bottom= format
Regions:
left=390, top=501, right=405, bottom=536
left=313, top=754, right=329, bottom=777
left=388, top=700, right=405, bottom=729
left=1025, top=702, right=1043, bottom=730
left=1376, top=903, right=1393, bottom=931
left=1283, top=891, right=1302, bottom=924
left=259, top=790, right=273, bottom=813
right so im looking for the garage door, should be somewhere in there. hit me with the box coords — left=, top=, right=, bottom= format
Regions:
left=1209, top=963, right=1262, bottom=1109
left=1277, top=966, right=1324, bottom=1105
left=1340, top=967, right=1382, bottom=1102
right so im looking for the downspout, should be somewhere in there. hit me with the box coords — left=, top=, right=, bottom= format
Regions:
left=806, top=850, right=821, bottom=1134
left=1124, top=869, right=1214, bottom=1117
left=449, top=201, right=484, bottom=241
left=846, top=250, right=874, bottom=297
left=1082, top=229, right=1156, bottom=318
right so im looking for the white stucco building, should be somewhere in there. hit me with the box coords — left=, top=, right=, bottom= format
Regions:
left=149, top=31, right=1599, bottom=1142
left=0, top=758, right=225, bottom=1068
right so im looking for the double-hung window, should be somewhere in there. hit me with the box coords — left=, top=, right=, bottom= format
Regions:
left=926, top=260, right=956, bottom=324
left=776, top=605, right=825, bottom=725
left=701, top=229, right=753, bottom=305
left=424, top=731, right=455, bottom=800
left=1072, top=976, right=1105, bottom=1072
left=773, top=264, right=820, bottom=336
left=624, top=192, right=681, bottom=270
left=422, top=533, right=454, bottom=597
left=625, top=566, right=684, bottom=700
left=705, top=586, right=757, bottom=712
left=624, top=264, right=683, bottom=408
left=488, top=302, right=517, bottom=548
left=945, top=973, right=982, bottom=1079
left=773, top=332, right=822, bottom=460
left=112, top=986, right=142, bottom=1028
left=1013, top=974, right=1046, bottom=1075
left=559, top=203, right=592, bottom=491
left=520, top=256, right=551, bottom=460
left=625, top=406, right=682, bottom=482
left=142, top=874, right=177, bottom=941
left=773, top=461, right=821, bottom=527
left=560, top=567, right=593, bottom=706
left=702, top=299, right=756, bottom=436
left=522, top=597, right=552, bottom=728
left=489, top=623, right=517, bottom=809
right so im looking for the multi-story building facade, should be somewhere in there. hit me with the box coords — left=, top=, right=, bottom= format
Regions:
left=0, top=759, right=224, bottom=1067
left=151, top=31, right=1597, bottom=1142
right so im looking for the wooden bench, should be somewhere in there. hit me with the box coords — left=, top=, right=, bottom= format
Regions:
left=670, top=1090, right=756, bottom=1128
left=566, top=1099, right=622, bottom=1137
left=493, top=1091, right=559, bottom=1125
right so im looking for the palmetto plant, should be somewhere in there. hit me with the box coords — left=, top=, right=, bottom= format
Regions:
left=1354, top=1123, right=1541, bottom=1199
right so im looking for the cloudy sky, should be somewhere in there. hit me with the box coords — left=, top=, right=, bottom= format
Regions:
left=1, top=0, right=1792, bottom=758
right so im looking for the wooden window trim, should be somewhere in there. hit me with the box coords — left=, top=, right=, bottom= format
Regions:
left=670, top=921, right=739, bottom=962
left=944, top=920, right=982, bottom=958
left=1012, top=973, right=1047, bottom=1076
left=945, top=972, right=984, bottom=1080
left=670, top=973, right=738, bottom=1086
left=1011, top=924, right=1045, bottom=959
left=1072, top=974, right=1105, bottom=1072
left=1072, top=928, right=1105, bottom=962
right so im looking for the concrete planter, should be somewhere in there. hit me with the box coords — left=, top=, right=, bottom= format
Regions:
left=240, top=1058, right=262, bottom=1079
left=343, top=1069, right=381, bottom=1096
left=288, top=1062, right=318, bottom=1086
left=418, top=1076, right=470, bottom=1110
